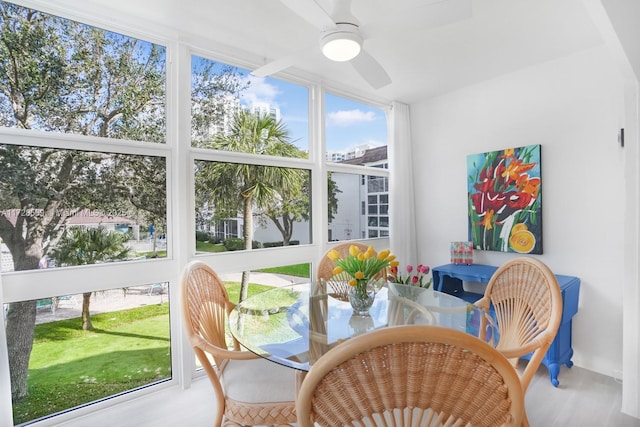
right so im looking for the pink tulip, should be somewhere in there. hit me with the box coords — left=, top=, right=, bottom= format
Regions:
left=406, top=265, right=413, bottom=273
left=411, top=275, right=419, bottom=284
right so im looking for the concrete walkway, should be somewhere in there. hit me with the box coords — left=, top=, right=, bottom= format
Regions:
left=34, top=272, right=308, bottom=324
left=218, top=271, right=309, bottom=287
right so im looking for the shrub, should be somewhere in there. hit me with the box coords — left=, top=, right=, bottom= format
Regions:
left=223, top=238, right=262, bottom=251
left=262, top=241, right=300, bottom=248
left=195, top=231, right=213, bottom=242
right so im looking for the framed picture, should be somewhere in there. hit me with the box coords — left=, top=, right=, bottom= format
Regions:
left=467, top=144, right=542, bottom=254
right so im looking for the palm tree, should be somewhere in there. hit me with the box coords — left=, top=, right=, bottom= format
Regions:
left=197, top=109, right=303, bottom=302
left=50, top=226, right=131, bottom=330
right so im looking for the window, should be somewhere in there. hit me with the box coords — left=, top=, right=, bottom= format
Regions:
left=191, top=56, right=309, bottom=155
left=329, top=172, right=389, bottom=242
left=194, top=160, right=311, bottom=251
left=190, top=56, right=312, bottom=252
left=325, top=93, right=387, bottom=166
left=0, top=3, right=392, bottom=425
left=7, top=284, right=171, bottom=424
left=0, top=4, right=166, bottom=142
left=0, top=145, right=167, bottom=273
left=325, top=92, right=389, bottom=243
left=0, top=3, right=170, bottom=424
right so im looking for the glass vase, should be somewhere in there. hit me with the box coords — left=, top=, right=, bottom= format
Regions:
left=348, top=281, right=376, bottom=315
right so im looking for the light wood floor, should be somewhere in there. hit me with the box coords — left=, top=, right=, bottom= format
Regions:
left=59, top=364, right=639, bottom=426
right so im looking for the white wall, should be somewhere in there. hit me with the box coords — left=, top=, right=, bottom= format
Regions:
left=411, top=45, right=625, bottom=377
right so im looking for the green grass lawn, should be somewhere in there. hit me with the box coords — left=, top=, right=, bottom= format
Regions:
left=195, top=241, right=227, bottom=252
left=13, top=282, right=277, bottom=425
left=257, top=263, right=310, bottom=277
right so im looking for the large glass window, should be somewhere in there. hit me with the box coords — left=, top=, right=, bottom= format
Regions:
left=0, top=3, right=166, bottom=142
left=6, top=283, right=171, bottom=425
left=325, top=92, right=389, bottom=243
left=0, top=3, right=170, bottom=424
left=194, top=161, right=311, bottom=251
left=0, top=145, right=167, bottom=273
left=324, top=93, right=387, bottom=166
left=191, top=55, right=309, bottom=155
left=328, top=172, right=389, bottom=241
left=0, top=2, right=392, bottom=425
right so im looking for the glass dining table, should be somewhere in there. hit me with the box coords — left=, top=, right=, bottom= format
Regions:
left=228, top=281, right=498, bottom=375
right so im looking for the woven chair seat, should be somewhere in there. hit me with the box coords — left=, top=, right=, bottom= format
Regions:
left=222, top=357, right=296, bottom=403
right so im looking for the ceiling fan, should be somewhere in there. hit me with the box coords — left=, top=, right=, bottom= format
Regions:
left=252, top=0, right=472, bottom=90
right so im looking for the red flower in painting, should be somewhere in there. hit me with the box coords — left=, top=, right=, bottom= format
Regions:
left=505, top=191, right=532, bottom=210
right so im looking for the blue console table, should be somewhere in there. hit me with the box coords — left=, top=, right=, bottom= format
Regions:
left=432, top=263, right=580, bottom=387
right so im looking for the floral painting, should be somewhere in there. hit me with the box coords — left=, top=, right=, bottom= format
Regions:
left=467, top=144, right=542, bottom=254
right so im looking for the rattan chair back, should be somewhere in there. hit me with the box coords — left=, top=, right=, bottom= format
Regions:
left=475, top=257, right=563, bottom=396
left=296, top=325, right=525, bottom=427
left=181, top=260, right=296, bottom=426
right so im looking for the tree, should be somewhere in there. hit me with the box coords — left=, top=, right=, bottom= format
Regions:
left=196, top=109, right=301, bottom=302
left=0, top=2, right=248, bottom=402
left=259, top=173, right=341, bottom=245
left=49, top=227, right=131, bottom=330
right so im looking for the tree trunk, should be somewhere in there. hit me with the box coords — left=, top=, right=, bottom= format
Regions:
left=239, top=196, right=253, bottom=303
left=5, top=301, right=36, bottom=401
left=152, top=230, right=157, bottom=256
left=81, top=292, right=93, bottom=331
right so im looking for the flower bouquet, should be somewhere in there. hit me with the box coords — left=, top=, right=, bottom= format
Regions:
left=327, top=245, right=398, bottom=314
left=388, top=264, right=432, bottom=289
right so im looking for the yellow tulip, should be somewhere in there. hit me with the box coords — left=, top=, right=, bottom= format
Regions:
left=357, top=253, right=364, bottom=261
left=349, top=278, right=358, bottom=287
left=386, top=255, right=396, bottom=262
left=390, top=260, right=400, bottom=268
left=349, top=245, right=360, bottom=257
left=332, top=266, right=343, bottom=275
left=327, top=249, right=340, bottom=260
left=355, top=271, right=365, bottom=279
left=377, top=249, right=390, bottom=260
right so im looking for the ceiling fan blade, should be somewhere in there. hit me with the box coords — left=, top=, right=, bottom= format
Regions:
left=279, top=0, right=335, bottom=30
left=350, top=50, right=391, bottom=89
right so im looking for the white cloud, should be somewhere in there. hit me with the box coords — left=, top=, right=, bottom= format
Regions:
left=327, top=109, right=376, bottom=127
left=240, top=75, right=280, bottom=105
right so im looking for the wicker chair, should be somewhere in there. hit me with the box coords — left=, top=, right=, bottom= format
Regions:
left=474, top=257, right=562, bottom=425
left=317, top=242, right=385, bottom=299
left=180, top=261, right=297, bottom=427
left=296, top=325, right=525, bottom=427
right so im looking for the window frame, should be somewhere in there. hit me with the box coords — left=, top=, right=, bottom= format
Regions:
left=0, top=6, right=393, bottom=425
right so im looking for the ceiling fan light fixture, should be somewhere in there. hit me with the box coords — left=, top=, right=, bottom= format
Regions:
left=320, top=23, right=362, bottom=62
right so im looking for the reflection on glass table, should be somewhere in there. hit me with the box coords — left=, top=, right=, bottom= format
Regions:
left=228, top=282, right=498, bottom=372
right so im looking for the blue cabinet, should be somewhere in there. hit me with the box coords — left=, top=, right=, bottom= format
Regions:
left=432, top=263, right=580, bottom=387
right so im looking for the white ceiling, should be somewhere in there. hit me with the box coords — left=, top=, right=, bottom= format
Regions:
left=46, top=0, right=605, bottom=104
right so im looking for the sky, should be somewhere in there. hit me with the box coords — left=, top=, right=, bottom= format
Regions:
left=191, top=57, right=387, bottom=154
left=241, top=72, right=388, bottom=154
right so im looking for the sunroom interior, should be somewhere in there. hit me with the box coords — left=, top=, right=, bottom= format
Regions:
left=0, top=0, right=639, bottom=426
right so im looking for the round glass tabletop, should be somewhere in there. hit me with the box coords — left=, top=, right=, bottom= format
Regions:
left=228, top=282, right=498, bottom=371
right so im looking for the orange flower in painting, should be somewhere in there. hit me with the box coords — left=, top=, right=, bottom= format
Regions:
left=502, top=159, right=536, bottom=183
left=510, top=229, right=536, bottom=253
left=478, top=209, right=495, bottom=230
left=519, top=177, right=541, bottom=198
left=501, top=148, right=516, bottom=158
